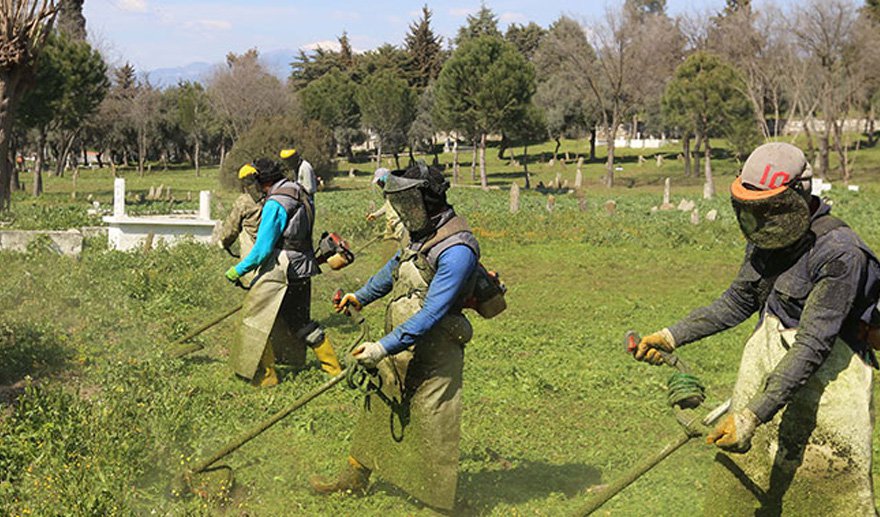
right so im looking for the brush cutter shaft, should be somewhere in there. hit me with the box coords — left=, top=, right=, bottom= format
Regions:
left=575, top=399, right=730, bottom=516
left=188, top=366, right=352, bottom=475
left=168, top=305, right=243, bottom=358
left=578, top=432, right=692, bottom=516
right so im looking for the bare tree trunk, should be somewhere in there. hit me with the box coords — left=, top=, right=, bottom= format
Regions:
left=55, top=131, right=79, bottom=178
left=375, top=138, right=382, bottom=168
left=683, top=134, right=692, bottom=177
left=523, top=144, right=531, bottom=189
left=219, top=140, right=226, bottom=169
left=0, top=74, right=17, bottom=210
left=832, top=119, right=848, bottom=183
left=605, top=121, right=617, bottom=187
left=393, top=151, right=400, bottom=170
left=137, top=127, right=146, bottom=176
left=693, top=133, right=702, bottom=176
left=33, top=129, right=47, bottom=196
left=470, top=137, right=477, bottom=181
left=479, top=133, right=488, bottom=190
left=553, top=137, right=561, bottom=161
left=588, top=128, right=597, bottom=162
left=10, top=133, right=20, bottom=191
left=452, top=138, right=459, bottom=185
left=194, top=139, right=201, bottom=177
left=867, top=105, right=876, bottom=147
left=497, top=133, right=507, bottom=160
left=817, top=127, right=830, bottom=180
left=703, top=139, right=714, bottom=199
left=631, top=113, right=638, bottom=139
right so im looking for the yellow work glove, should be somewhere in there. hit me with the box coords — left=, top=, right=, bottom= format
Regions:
left=633, top=328, right=676, bottom=366
left=706, top=408, right=759, bottom=454
left=334, top=293, right=362, bottom=313
left=352, top=341, right=387, bottom=369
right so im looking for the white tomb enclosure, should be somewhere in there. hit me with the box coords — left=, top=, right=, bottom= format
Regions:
left=103, top=178, right=218, bottom=251
left=812, top=178, right=833, bottom=196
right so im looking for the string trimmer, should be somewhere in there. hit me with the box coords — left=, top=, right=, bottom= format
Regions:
left=172, top=291, right=380, bottom=501
left=574, top=331, right=730, bottom=516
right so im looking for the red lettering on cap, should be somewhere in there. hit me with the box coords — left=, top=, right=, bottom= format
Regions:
left=768, top=171, right=790, bottom=188
left=758, top=164, right=789, bottom=188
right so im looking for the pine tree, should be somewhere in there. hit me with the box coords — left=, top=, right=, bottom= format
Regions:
left=338, top=32, right=355, bottom=70
left=114, top=63, right=137, bottom=93
left=455, top=3, right=500, bottom=46
left=58, top=0, right=87, bottom=40
left=405, top=5, right=443, bottom=89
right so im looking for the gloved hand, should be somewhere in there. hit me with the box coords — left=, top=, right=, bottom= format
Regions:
left=352, top=341, right=387, bottom=368
left=706, top=408, right=760, bottom=453
left=334, top=293, right=362, bottom=313
left=225, top=266, right=241, bottom=283
left=634, top=328, right=676, bottom=366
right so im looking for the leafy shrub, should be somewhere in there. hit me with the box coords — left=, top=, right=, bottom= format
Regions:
left=220, top=115, right=335, bottom=189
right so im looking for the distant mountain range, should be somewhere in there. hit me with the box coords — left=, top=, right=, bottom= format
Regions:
left=145, top=48, right=299, bottom=88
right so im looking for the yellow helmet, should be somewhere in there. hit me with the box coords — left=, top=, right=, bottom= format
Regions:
left=279, top=148, right=298, bottom=160
left=238, top=164, right=257, bottom=179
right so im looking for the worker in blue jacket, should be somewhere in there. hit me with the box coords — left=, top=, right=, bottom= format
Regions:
left=225, top=158, right=341, bottom=387
left=310, top=163, right=479, bottom=511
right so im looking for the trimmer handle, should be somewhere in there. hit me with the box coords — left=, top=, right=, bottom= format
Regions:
left=624, top=330, right=684, bottom=371
left=333, top=288, right=364, bottom=325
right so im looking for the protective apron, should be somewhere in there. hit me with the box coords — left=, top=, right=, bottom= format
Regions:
left=350, top=215, right=478, bottom=510
left=229, top=180, right=318, bottom=378
left=706, top=313, right=874, bottom=516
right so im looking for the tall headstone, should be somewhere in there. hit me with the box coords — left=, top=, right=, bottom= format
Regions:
left=690, top=208, right=700, bottom=225
left=199, top=191, right=211, bottom=219
left=509, top=182, right=521, bottom=214
left=554, top=172, right=562, bottom=190
left=546, top=194, right=556, bottom=213
left=575, top=169, right=583, bottom=189
left=663, top=177, right=671, bottom=205
left=113, top=178, right=125, bottom=217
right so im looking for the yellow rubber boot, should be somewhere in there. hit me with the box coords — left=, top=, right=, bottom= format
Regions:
left=250, top=346, right=279, bottom=388
left=311, top=336, right=342, bottom=376
left=309, top=456, right=371, bottom=495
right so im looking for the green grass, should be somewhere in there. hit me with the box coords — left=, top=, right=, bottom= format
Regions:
left=2, top=138, right=880, bottom=515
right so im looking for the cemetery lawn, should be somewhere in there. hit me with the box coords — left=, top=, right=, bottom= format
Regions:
left=3, top=139, right=880, bottom=515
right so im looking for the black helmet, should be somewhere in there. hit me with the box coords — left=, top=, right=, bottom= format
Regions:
left=252, top=158, right=284, bottom=184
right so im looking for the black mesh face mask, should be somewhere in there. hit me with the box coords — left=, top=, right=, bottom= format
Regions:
left=384, top=174, right=429, bottom=233
left=731, top=177, right=811, bottom=250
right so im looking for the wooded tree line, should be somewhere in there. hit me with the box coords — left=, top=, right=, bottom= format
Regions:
left=2, top=0, right=880, bottom=208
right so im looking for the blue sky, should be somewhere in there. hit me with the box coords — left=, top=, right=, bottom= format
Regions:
left=84, top=0, right=738, bottom=71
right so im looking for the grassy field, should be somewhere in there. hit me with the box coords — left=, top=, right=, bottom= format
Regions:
left=2, top=137, right=880, bottom=515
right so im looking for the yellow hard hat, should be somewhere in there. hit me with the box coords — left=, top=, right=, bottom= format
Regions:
left=279, top=148, right=298, bottom=159
left=238, top=164, right=257, bottom=179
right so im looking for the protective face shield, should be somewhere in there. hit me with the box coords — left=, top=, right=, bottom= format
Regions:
left=384, top=174, right=429, bottom=233
left=730, top=176, right=811, bottom=250
left=238, top=164, right=263, bottom=203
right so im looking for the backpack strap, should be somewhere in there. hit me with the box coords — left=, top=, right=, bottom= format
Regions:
left=811, top=214, right=848, bottom=238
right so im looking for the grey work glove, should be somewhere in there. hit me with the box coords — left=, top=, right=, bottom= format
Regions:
left=706, top=408, right=760, bottom=454
left=352, top=341, right=388, bottom=369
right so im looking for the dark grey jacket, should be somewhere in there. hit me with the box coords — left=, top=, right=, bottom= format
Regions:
left=668, top=200, right=880, bottom=423
left=266, top=179, right=320, bottom=280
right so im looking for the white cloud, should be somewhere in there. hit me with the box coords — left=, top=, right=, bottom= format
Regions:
left=301, top=40, right=342, bottom=52
left=449, top=7, right=475, bottom=17
left=116, top=0, right=147, bottom=13
left=500, top=12, right=527, bottom=24
left=185, top=19, right=232, bottom=31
